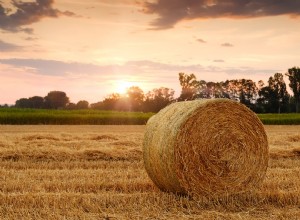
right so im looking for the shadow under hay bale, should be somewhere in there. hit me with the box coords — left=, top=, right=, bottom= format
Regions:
left=143, top=99, right=269, bottom=198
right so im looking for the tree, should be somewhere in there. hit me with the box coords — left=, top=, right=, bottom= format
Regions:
left=257, top=85, right=272, bottom=112
left=15, top=96, right=44, bottom=108
left=271, top=73, right=289, bottom=113
left=96, top=93, right=122, bottom=110
left=195, top=80, right=208, bottom=98
left=223, top=80, right=239, bottom=100
left=286, top=67, right=300, bottom=112
left=203, top=81, right=229, bottom=99
left=143, top=87, right=175, bottom=112
left=91, top=93, right=130, bottom=111
left=126, top=86, right=144, bottom=111
left=28, top=96, right=44, bottom=108
left=258, top=73, right=289, bottom=113
left=44, top=91, right=69, bottom=109
left=238, top=79, right=258, bottom=108
left=65, top=103, right=77, bottom=110
left=76, top=100, right=89, bottom=109
left=178, top=73, right=199, bottom=101
left=90, top=101, right=104, bottom=110
left=15, top=98, right=31, bottom=108
left=224, top=79, right=257, bottom=104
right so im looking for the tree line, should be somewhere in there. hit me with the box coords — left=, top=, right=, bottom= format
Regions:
left=10, top=66, right=300, bottom=113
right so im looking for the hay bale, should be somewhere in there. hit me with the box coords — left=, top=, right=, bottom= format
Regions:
left=143, top=99, right=269, bottom=197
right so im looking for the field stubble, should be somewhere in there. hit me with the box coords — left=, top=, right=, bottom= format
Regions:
left=0, top=125, right=299, bottom=219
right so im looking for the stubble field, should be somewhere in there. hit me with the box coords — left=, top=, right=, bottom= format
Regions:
left=0, top=125, right=299, bottom=219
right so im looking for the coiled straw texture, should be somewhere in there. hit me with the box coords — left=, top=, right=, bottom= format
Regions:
left=143, top=99, right=269, bottom=197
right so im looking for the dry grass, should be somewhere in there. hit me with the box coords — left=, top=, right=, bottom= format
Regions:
left=0, top=125, right=299, bottom=219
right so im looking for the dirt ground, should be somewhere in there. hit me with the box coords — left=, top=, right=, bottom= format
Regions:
left=0, top=125, right=299, bottom=219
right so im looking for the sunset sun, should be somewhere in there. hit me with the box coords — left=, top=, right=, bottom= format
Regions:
left=114, top=80, right=134, bottom=94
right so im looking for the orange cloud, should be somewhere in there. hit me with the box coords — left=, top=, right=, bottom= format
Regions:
left=0, top=0, right=77, bottom=33
left=221, top=43, right=234, bottom=47
left=0, top=40, right=21, bottom=51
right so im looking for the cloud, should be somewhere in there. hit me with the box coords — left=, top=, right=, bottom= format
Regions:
left=24, top=37, right=39, bottom=41
left=0, top=40, right=21, bottom=51
left=142, top=0, right=300, bottom=29
left=0, top=58, right=276, bottom=79
left=0, top=59, right=104, bottom=76
left=197, top=38, right=207, bottom=43
left=0, top=58, right=205, bottom=78
left=213, top=59, right=225, bottom=62
left=221, top=43, right=234, bottom=47
left=0, top=0, right=77, bottom=33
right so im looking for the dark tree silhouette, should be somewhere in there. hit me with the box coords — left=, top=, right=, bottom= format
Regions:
left=178, top=73, right=199, bottom=101
left=91, top=93, right=131, bottom=111
left=11, top=67, right=300, bottom=113
left=258, top=73, right=289, bottom=113
left=126, top=86, right=144, bottom=111
left=15, top=96, right=44, bottom=108
left=65, top=102, right=77, bottom=110
left=202, top=81, right=229, bottom=99
left=98, top=93, right=122, bottom=110
left=44, top=91, right=69, bottom=109
left=15, top=98, right=31, bottom=108
left=28, top=96, right=44, bottom=108
left=224, top=79, right=257, bottom=106
left=238, top=79, right=258, bottom=108
left=76, top=100, right=89, bottom=109
left=286, top=67, right=300, bottom=112
left=143, top=87, right=175, bottom=112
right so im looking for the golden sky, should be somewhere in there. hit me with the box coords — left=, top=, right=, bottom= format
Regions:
left=1, top=0, right=300, bottom=104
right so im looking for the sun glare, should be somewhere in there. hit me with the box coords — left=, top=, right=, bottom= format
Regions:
left=114, top=80, right=134, bottom=94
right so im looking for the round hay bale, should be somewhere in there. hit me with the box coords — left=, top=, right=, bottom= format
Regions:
left=143, top=99, right=269, bottom=197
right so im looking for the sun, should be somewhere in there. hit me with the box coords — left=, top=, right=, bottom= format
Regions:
left=114, top=80, right=134, bottom=94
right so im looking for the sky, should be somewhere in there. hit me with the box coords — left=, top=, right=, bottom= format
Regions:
left=1, top=0, right=300, bottom=105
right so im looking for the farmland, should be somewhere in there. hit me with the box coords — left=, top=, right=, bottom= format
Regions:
left=1, top=108, right=300, bottom=125
left=259, top=113, right=300, bottom=125
left=0, top=108, right=153, bottom=125
left=0, top=125, right=299, bottom=219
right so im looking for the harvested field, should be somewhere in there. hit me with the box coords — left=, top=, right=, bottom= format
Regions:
left=0, top=125, right=299, bottom=219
